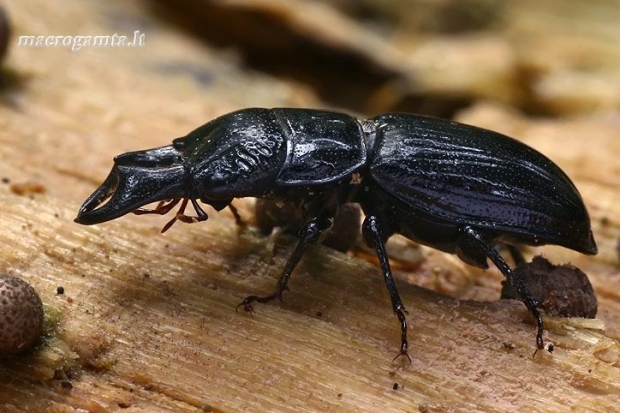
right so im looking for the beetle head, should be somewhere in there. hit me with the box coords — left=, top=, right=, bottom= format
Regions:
left=75, top=145, right=190, bottom=225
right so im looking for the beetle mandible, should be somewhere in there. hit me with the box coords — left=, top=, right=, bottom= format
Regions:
left=75, top=108, right=597, bottom=361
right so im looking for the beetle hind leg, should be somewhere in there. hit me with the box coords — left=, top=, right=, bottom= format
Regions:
left=237, top=215, right=334, bottom=313
left=462, top=227, right=545, bottom=354
left=362, top=215, right=411, bottom=363
left=506, top=244, right=526, bottom=266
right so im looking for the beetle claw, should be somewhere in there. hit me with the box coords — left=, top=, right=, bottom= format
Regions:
left=392, top=349, right=412, bottom=364
left=236, top=300, right=254, bottom=314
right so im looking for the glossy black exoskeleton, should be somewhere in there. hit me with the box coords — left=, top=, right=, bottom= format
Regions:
left=75, top=108, right=597, bottom=360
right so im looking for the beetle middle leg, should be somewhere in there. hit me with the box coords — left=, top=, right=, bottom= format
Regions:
left=362, top=215, right=411, bottom=363
left=462, top=227, right=545, bottom=355
left=237, top=214, right=334, bottom=312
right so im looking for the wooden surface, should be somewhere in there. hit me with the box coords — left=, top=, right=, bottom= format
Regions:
left=1, top=0, right=620, bottom=412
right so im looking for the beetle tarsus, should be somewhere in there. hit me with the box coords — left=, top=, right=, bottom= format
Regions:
left=463, top=227, right=546, bottom=354
left=237, top=214, right=334, bottom=313
left=236, top=293, right=280, bottom=314
left=362, top=215, right=412, bottom=362
left=393, top=349, right=412, bottom=364
left=392, top=308, right=412, bottom=364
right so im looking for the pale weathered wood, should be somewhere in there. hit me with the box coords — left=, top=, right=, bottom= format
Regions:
left=1, top=0, right=619, bottom=412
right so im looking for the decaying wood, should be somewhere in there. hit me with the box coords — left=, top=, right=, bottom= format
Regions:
left=1, top=0, right=619, bottom=412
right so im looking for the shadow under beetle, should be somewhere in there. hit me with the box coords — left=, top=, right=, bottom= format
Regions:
left=75, top=108, right=597, bottom=361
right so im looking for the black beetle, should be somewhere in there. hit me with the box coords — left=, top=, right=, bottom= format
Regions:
left=75, top=108, right=597, bottom=360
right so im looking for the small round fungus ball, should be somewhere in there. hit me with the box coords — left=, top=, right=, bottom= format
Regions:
left=0, top=274, right=44, bottom=354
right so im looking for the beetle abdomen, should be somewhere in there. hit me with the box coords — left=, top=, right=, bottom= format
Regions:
left=368, top=113, right=596, bottom=254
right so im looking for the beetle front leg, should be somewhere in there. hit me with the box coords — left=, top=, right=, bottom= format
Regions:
left=237, top=215, right=334, bottom=312
left=362, top=215, right=411, bottom=363
left=463, top=227, right=545, bottom=355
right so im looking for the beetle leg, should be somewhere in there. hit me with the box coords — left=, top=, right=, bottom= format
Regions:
left=236, top=215, right=334, bottom=313
left=362, top=215, right=411, bottom=363
left=133, top=199, right=181, bottom=216
left=159, top=198, right=190, bottom=233
left=189, top=198, right=209, bottom=222
left=161, top=197, right=208, bottom=231
left=133, top=197, right=210, bottom=233
left=506, top=245, right=526, bottom=266
left=227, top=203, right=246, bottom=228
left=133, top=198, right=186, bottom=233
left=463, top=227, right=545, bottom=355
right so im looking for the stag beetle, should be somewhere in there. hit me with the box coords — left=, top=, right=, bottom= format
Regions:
left=75, top=108, right=597, bottom=360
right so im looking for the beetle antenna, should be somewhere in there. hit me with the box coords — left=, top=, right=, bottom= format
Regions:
left=131, top=196, right=210, bottom=233
left=133, top=199, right=182, bottom=216
left=160, top=198, right=189, bottom=233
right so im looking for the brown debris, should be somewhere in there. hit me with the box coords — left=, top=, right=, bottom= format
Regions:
left=501, top=255, right=598, bottom=318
